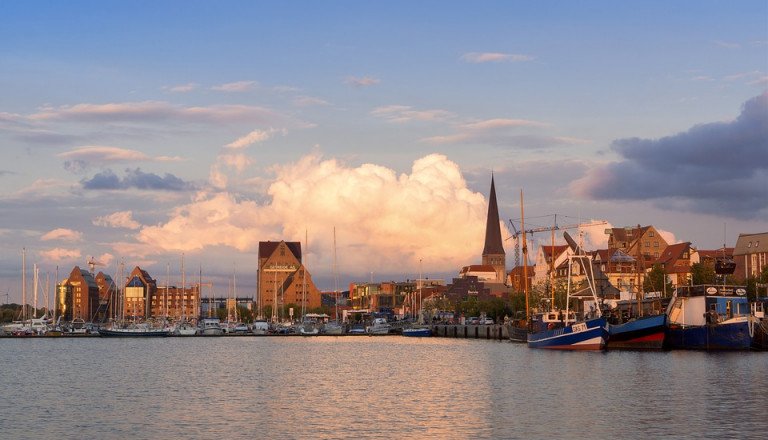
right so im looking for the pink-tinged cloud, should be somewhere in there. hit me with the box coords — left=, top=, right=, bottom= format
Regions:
left=344, top=76, right=381, bottom=87
left=212, top=81, right=259, bottom=92
left=461, top=52, right=533, bottom=63
left=58, top=146, right=185, bottom=163
left=463, top=119, right=549, bottom=130
left=27, top=101, right=283, bottom=125
left=41, top=228, right=83, bottom=242
left=293, top=96, right=331, bottom=107
left=371, top=105, right=455, bottom=123
left=93, top=211, right=141, bottom=230
left=166, top=82, right=200, bottom=93
left=39, top=248, right=82, bottom=262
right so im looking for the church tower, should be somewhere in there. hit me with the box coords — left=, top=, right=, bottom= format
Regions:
left=482, top=175, right=506, bottom=283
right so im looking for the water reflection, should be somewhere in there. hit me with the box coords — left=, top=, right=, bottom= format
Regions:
left=1, top=338, right=765, bottom=439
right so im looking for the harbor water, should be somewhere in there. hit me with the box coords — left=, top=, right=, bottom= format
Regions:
left=1, top=337, right=765, bottom=439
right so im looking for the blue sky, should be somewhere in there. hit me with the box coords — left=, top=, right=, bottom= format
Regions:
left=1, top=1, right=766, bottom=305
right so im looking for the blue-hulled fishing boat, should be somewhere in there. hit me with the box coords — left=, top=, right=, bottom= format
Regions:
left=665, top=284, right=751, bottom=350
left=607, top=314, right=666, bottom=350
left=527, top=231, right=609, bottom=350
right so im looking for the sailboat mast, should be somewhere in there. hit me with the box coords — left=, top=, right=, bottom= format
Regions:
left=520, top=191, right=530, bottom=327
left=333, top=227, right=339, bottom=322
left=22, top=247, right=26, bottom=323
left=181, top=254, right=185, bottom=322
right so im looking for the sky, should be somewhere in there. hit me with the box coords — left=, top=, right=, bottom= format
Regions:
left=1, top=1, right=767, bottom=305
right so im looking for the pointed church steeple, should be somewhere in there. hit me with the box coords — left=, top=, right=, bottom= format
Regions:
left=482, top=175, right=506, bottom=283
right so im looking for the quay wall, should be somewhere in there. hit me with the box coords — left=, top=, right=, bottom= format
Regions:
left=431, top=324, right=508, bottom=341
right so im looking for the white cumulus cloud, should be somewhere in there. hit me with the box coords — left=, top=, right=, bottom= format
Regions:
left=135, top=153, right=494, bottom=276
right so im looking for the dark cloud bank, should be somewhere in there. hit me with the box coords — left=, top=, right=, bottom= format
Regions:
left=81, top=168, right=195, bottom=191
left=574, top=92, right=768, bottom=218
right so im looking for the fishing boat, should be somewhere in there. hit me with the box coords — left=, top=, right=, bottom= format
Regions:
left=664, top=252, right=751, bottom=350
left=99, top=322, right=171, bottom=337
left=527, top=232, right=609, bottom=350
left=665, top=284, right=752, bottom=350
left=607, top=313, right=666, bottom=350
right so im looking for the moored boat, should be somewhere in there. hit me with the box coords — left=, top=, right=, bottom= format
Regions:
left=367, top=317, right=391, bottom=335
left=200, top=317, right=224, bottom=336
left=665, top=284, right=751, bottom=350
left=528, top=317, right=608, bottom=350
left=607, top=314, right=666, bottom=350
left=750, top=297, right=767, bottom=350
left=99, top=323, right=171, bottom=337
left=402, top=325, right=432, bottom=337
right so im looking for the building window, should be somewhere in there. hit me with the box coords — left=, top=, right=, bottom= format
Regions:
left=649, top=231, right=655, bottom=237
left=654, top=242, right=659, bottom=248
left=645, top=241, right=650, bottom=248
left=654, top=252, right=659, bottom=258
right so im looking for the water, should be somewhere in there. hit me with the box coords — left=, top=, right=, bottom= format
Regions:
left=1, top=336, right=765, bottom=439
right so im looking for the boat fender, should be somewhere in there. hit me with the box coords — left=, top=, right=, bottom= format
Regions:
left=748, top=315, right=755, bottom=339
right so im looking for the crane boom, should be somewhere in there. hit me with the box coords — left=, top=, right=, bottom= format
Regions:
left=507, top=218, right=608, bottom=268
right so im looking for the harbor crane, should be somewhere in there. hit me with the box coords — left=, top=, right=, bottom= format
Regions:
left=86, top=256, right=105, bottom=273
left=507, top=216, right=608, bottom=268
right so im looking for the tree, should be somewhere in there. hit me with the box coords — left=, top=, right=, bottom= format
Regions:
left=645, top=264, right=673, bottom=296
left=690, top=262, right=716, bottom=285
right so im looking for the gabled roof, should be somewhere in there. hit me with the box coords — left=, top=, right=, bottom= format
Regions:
left=259, top=241, right=302, bottom=260
left=541, top=244, right=569, bottom=259
left=461, top=265, right=496, bottom=274
left=608, top=225, right=651, bottom=243
left=734, top=232, right=768, bottom=256
left=655, top=242, right=691, bottom=274
left=609, top=249, right=635, bottom=263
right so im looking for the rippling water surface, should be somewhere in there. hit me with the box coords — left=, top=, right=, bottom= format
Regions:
left=1, top=336, right=765, bottom=439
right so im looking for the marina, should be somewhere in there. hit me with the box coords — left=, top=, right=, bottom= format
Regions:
left=1, top=336, right=766, bottom=440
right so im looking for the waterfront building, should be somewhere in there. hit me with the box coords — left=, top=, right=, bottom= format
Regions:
left=532, top=244, right=571, bottom=289
left=506, top=265, right=535, bottom=293
left=655, top=242, right=695, bottom=288
left=606, top=224, right=669, bottom=267
left=482, top=176, right=506, bottom=283
left=57, top=266, right=100, bottom=322
left=124, top=266, right=157, bottom=319
left=592, top=248, right=637, bottom=294
left=257, top=240, right=321, bottom=320
left=154, top=284, right=201, bottom=320
left=733, top=232, right=768, bottom=281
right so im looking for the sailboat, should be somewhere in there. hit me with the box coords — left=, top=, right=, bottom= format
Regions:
left=321, top=227, right=344, bottom=335
left=527, top=231, right=608, bottom=350
left=403, top=259, right=431, bottom=337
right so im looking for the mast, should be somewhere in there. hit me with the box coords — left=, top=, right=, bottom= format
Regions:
left=33, top=263, right=38, bottom=319
left=302, top=229, right=307, bottom=320
left=520, top=190, right=530, bottom=330
left=333, top=227, right=339, bottom=322
left=22, top=247, right=26, bottom=324
left=54, top=266, right=58, bottom=324
left=181, top=254, right=185, bottom=322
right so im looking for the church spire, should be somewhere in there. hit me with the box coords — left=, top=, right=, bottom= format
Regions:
left=482, top=175, right=506, bottom=283
left=482, top=175, right=505, bottom=256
